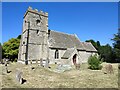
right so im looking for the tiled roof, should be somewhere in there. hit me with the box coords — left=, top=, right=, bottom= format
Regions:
left=49, top=30, right=85, bottom=50
left=48, top=30, right=97, bottom=52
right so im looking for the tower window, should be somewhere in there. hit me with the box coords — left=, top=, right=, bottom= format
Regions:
left=36, top=19, right=40, bottom=25
left=48, top=29, right=50, bottom=38
left=55, top=49, right=59, bottom=59
left=36, top=30, right=39, bottom=34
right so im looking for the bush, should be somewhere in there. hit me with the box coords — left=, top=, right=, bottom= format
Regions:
left=88, top=54, right=102, bottom=70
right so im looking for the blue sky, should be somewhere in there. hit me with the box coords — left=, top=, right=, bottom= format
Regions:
left=2, top=2, right=118, bottom=46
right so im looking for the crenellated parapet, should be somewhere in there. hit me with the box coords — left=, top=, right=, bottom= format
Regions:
left=24, top=6, right=48, bottom=18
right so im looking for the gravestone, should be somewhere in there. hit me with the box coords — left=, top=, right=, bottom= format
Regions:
left=4, top=59, right=8, bottom=73
left=104, top=64, right=114, bottom=74
left=16, top=69, right=23, bottom=84
left=54, top=64, right=72, bottom=73
left=75, top=64, right=80, bottom=70
left=40, top=59, right=49, bottom=68
left=3, top=58, right=6, bottom=64
left=40, top=58, right=43, bottom=66
left=45, top=59, right=49, bottom=68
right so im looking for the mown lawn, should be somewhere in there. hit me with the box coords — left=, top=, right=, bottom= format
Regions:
left=0, top=62, right=118, bottom=88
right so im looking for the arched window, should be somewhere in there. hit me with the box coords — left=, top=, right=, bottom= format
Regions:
left=55, top=49, right=59, bottom=59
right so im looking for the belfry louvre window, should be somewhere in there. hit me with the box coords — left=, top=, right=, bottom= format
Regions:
left=55, top=50, right=59, bottom=59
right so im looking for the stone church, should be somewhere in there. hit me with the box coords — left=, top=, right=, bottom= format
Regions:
left=18, top=7, right=97, bottom=65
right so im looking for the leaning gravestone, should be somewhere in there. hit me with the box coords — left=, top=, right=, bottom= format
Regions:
left=4, top=59, right=8, bottom=73
left=16, top=69, right=23, bottom=84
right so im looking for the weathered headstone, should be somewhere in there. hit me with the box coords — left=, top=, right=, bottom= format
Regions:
left=40, top=58, right=43, bottom=66
left=16, top=69, right=23, bottom=84
left=75, top=64, right=80, bottom=70
left=45, top=59, right=49, bottom=68
left=54, top=64, right=72, bottom=73
left=36, top=59, right=38, bottom=64
left=3, top=58, right=6, bottom=64
left=4, top=59, right=8, bottom=73
left=39, top=58, right=49, bottom=68
left=30, top=60, right=32, bottom=64
left=104, top=64, right=114, bottom=74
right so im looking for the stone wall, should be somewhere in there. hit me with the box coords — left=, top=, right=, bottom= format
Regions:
left=49, top=48, right=66, bottom=64
left=18, top=7, right=48, bottom=63
left=78, top=50, right=97, bottom=63
left=79, top=51, right=89, bottom=63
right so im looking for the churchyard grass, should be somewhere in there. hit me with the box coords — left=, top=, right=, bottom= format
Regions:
left=0, top=62, right=118, bottom=88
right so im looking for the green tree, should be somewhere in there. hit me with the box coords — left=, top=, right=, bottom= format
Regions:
left=86, top=39, right=115, bottom=63
left=112, top=29, right=120, bottom=62
left=85, top=39, right=101, bottom=50
left=88, top=54, right=102, bottom=70
left=17, top=35, right=21, bottom=39
left=99, top=44, right=113, bottom=63
left=96, top=41, right=101, bottom=48
left=2, top=36, right=20, bottom=62
left=86, top=39, right=98, bottom=49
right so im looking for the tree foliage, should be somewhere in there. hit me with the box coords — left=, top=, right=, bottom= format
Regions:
left=112, top=29, right=120, bottom=62
left=85, top=39, right=116, bottom=63
left=88, top=54, right=102, bottom=70
left=86, top=39, right=99, bottom=50
left=2, top=36, right=21, bottom=62
left=99, top=44, right=114, bottom=63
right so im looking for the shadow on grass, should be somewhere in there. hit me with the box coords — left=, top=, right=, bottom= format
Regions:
left=22, top=78, right=27, bottom=84
left=7, top=70, right=12, bottom=73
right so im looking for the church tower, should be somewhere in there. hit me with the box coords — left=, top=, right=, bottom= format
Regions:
left=18, top=7, right=49, bottom=64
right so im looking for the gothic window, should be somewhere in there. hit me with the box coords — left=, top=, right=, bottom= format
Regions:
left=55, top=49, right=59, bottom=59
